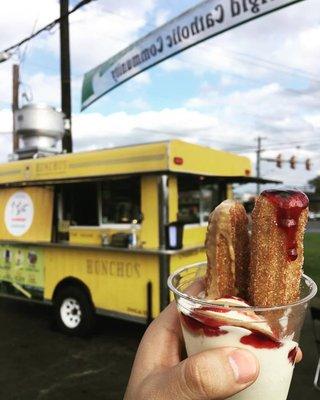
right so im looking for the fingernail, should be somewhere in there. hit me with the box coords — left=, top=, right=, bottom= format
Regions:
left=228, top=349, right=258, bottom=384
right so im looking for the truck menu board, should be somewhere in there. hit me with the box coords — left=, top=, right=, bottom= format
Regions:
left=0, top=245, right=44, bottom=295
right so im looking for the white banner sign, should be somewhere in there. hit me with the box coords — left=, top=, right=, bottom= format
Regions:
left=81, top=0, right=304, bottom=110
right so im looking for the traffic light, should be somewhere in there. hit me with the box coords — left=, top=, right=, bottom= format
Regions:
left=306, top=158, right=311, bottom=170
left=289, top=156, right=296, bottom=169
left=276, top=154, right=282, bottom=168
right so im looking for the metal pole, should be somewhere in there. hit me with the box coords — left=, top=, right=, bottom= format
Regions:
left=158, top=175, right=169, bottom=250
left=158, top=175, right=170, bottom=311
left=12, top=64, right=19, bottom=152
left=146, top=281, right=153, bottom=324
left=60, top=0, right=73, bottom=153
left=256, top=137, right=261, bottom=195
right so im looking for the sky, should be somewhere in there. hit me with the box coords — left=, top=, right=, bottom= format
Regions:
left=0, top=0, right=319, bottom=195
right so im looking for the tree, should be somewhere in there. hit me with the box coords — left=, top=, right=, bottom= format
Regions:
left=308, top=176, right=320, bottom=194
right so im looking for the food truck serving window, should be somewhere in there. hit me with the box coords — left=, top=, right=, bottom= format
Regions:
left=62, top=182, right=99, bottom=226
left=177, top=177, right=223, bottom=224
left=101, top=177, right=141, bottom=224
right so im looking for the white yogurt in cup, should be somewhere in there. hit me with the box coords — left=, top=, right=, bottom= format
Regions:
left=168, top=263, right=317, bottom=400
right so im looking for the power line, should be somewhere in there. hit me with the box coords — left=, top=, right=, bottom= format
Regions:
left=220, top=135, right=320, bottom=153
left=19, top=18, right=38, bottom=66
left=230, top=143, right=320, bottom=154
left=0, top=0, right=95, bottom=58
left=217, top=47, right=320, bottom=83
left=5, top=1, right=315, bottom=96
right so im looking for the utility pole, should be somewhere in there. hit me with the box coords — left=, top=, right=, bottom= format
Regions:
left=12, top=64, right=20, bottom=152
left=60, top=0, right=73, bottom=153
left=256, top=136, right=265, bottom=195
left=256, top=137, right=261, bottom=195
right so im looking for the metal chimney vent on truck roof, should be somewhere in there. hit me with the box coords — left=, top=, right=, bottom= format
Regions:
left=10, top=103, right=65, bottom=161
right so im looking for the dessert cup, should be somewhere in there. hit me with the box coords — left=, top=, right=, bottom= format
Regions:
left=168, top=262, right=317, bottom=400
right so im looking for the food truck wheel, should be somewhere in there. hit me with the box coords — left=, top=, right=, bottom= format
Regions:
left=54, top=286, right=95, bottom=336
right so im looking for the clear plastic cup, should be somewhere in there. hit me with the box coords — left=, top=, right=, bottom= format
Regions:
left=168, top=262, right=317, bottom=400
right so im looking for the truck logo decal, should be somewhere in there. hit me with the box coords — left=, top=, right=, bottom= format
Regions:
left=86, top=259, right=140, bottom=278
left=4, top=191, right=34, bottom=236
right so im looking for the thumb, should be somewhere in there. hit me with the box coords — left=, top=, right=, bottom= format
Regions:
left=163, top=347, right=259, bottom=400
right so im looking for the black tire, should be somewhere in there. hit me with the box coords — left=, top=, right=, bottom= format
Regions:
left=53, top=285, right=95, bottom=337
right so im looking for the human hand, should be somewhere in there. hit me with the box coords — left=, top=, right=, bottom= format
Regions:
left=125, top=302, right=303, bottom=399
left=124, top=302, right=263, bottom=400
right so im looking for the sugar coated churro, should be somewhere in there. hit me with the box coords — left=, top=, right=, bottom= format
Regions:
left=249, top=189, right=309, bottom=307
left=205, top=200, right=250, bottom=300
left=178, top=189, right=311, bottom=400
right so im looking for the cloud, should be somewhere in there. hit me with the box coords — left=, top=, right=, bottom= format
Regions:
left=118, top=98, right=150, bottom=111
left=0, top=68, right=82, bottom=110
left=0, top=109, right=13, bottom=134
left=0, top=104, right=318, bottom=190
left=0, top=64, right=15, bottom=106
left=0, top=107, right=220, bottom=158
left=154, top=9, right=171, bottom=27
left=51, top=104, right=320, bottom=191
left=72, top=107, right=219, bottom=148
left=0, top=110, right=13, bottom=162
left=0, top=0, right=156, bottom=99
left=0, top=134, right=11, bottom=163
left=185, top=81, right=320, bottom=145
left=305, top=114, right=320, bottom=129
left=23, top=72, right=82, bottom=108
left=22, top=73, right=61, bottom=106
left=132, top=72, right=151, bottom=86
left=0, top=0, right=319, bottom=194
left=29, top=0, right=157, bottom=74
left=0, top=0, right=58, bottom=50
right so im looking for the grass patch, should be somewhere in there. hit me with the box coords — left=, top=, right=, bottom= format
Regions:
left=304, top=233, right=320, bottom=297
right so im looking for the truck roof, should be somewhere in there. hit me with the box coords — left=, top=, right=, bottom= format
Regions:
left=0, top=139, right=252, bottom=186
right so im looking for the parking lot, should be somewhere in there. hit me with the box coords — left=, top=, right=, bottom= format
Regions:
left=0, top=297, right=319, bottom=400
left=0, top=299, right=144, bottom=400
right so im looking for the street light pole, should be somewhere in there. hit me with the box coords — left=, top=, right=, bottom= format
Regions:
left=60, top=0, right=73, bottom=153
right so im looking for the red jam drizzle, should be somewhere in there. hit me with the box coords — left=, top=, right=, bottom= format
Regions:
left=288, top=347, right=298, bottom=365
left=262, top=190, right=309, bottom=261
left=180, top=309, right=228, bottom=337
left=181, top=306, right=283, bottom=348
left=200, top=306, right=229, bottom=313
left=240, top=331, right=282, bottom=349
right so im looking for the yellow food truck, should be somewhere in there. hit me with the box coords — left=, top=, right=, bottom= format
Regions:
left=0, top=139, right=274, bottom=335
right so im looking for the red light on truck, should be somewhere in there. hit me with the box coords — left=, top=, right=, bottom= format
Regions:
left=173, top=157, right=184, bottom=165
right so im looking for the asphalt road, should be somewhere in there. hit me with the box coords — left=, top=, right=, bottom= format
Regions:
left=0, top=297, right=319, bottom=400
left=0, top=299, right=144, bottom=400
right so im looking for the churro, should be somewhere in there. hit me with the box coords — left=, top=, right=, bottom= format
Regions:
left=175, top=189, right=312, bottom=400
left=205, top=200, right=250, bottom=299
left=249, top=189, right=309, bottom=307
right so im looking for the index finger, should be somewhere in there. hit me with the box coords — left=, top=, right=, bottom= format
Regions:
left=140, top=302, right=183, bottom=366
left=128, top=302, right=183, bottom=386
